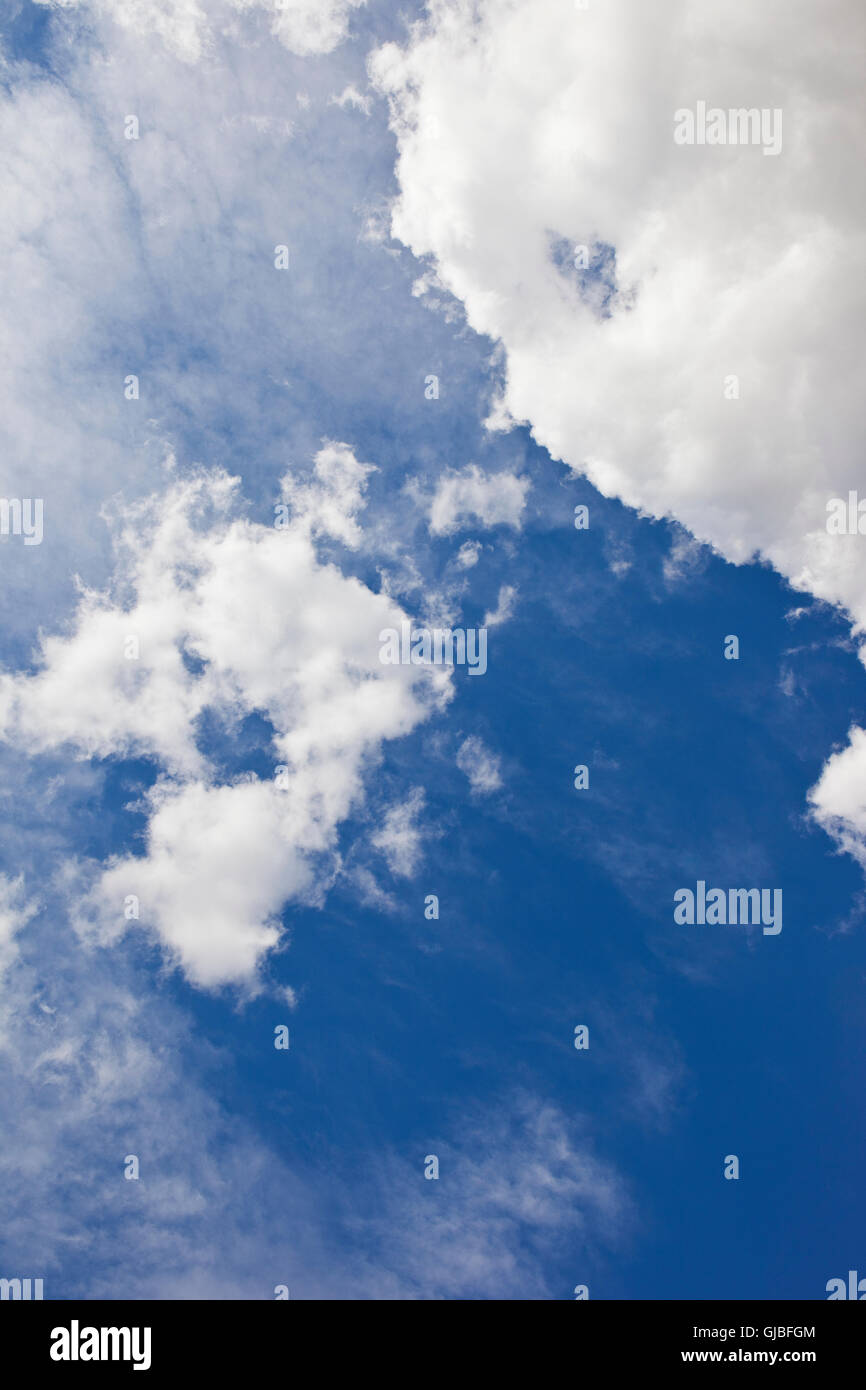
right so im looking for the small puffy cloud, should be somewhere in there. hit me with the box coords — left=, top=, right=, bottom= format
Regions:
left=457, top=735, right=502, bottom=795
left=429, top=465, right=529, bottom=537
left=483, top=584, right=517, bottom=628
left=79, top=778, right=316, bottom=990
left=371, top=787, right=426, bottom=878
left=808, top=728, right=866, bottom=869
left=456, top=540, right=481, bottom=569
left=281, top=440, right=376, bottom=549
left=266, top=0, right=366, bottom=56
left=329, top=85, right=372, bottom=116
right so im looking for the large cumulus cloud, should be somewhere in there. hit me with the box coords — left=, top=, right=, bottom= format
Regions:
left=369, top=0, right=866, bottom=864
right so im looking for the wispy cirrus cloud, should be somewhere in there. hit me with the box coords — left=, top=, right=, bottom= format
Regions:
left=0, top=894, right=629, bottom=1298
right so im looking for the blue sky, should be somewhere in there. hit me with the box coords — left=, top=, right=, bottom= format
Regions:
left=0, top=0, right=864, bottom=1300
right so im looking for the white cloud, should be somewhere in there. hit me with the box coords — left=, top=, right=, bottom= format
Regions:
left=265, top=0, right=366, bottom=57
left=456, top=735, right=502, bottom=795
left=280, top=440, right=376, bottom=550
left=0, top=454, right=450, bottom=990
left=808, top=728, right=866, bottom=869
left=34, top=0, right=366, bottom=62
left=0, top=903, right=341, bottom=1296
left=371, top=0, right=866, bottom=867
left=456, top=540, right=481, bottom=569
left=80, top=779, right=317, bottom=990
left=429, top=465, right=529, bottom=536
left=0, top=915, right=628, bottom=1297
left=362, top=1094, right=629, bottom=1298
left=329, top=84, right=372, bottom=116
left=35, top=0, right=210, bottom=63
left=371, top=787, right=426, bottom=878
left=0, top=19, right=364, bottom=639
left=0, top=868, right=629, bottom=1299
left=0, top=0, right=641, bottom=1304
left=0, top=876, right=37, bottom=992
left=662, top=528, right=705, bottom=588
left=351, top=865, right=396, bottom=913
left=483, top=583, right=517, bottom=628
